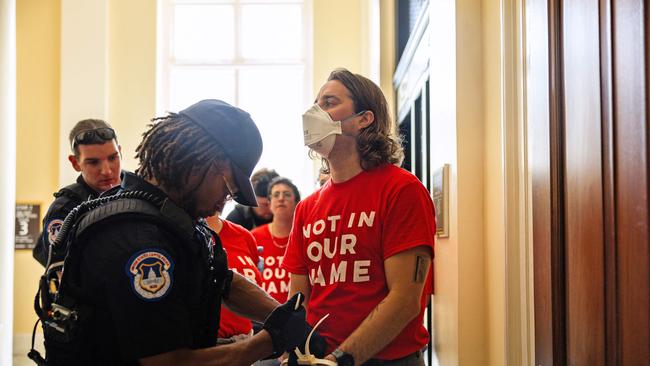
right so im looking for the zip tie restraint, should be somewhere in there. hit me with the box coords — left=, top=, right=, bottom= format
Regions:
left=281, top=313, right=337, bottom=366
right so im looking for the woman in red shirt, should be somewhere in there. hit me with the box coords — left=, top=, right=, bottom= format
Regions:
left=252, top=177, right=301, bottom=304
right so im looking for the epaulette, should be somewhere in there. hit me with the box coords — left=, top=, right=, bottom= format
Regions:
left=54, top=182, right=92, bottom=202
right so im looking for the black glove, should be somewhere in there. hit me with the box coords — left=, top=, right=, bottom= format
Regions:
left=286, top=330, right=327, bottom=366
left=263, top=293, right=311, bottom=357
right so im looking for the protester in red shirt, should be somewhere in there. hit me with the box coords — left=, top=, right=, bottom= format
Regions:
left=283, top=69, right=436, bottom=366
left=252, top=177, right=301, bottom=304
left=206, top=214, right=264, bottom=341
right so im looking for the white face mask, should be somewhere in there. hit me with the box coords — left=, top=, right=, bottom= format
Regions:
left=302, top=104, right=364, bottom=158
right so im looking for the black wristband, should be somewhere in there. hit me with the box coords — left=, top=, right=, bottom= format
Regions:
left=332, top=348, right=355, bottom=366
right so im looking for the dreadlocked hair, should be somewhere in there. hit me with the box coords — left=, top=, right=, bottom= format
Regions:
left=135, top=113, right=229, bottom=194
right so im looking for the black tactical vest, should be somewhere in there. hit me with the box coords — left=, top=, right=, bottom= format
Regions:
left=31, top=192, right=231, bottom=365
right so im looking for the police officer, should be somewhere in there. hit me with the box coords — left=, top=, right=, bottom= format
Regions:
left=38, top=100, right=310, bottom=366
left=32, top=119, right=123, bottom=266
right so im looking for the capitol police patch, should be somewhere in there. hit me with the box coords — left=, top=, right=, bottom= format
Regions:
left=125, top=249, right=174, bottom=301
left=46, top=219, right=64, bottom=245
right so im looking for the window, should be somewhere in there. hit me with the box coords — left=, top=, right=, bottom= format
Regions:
left=158, top=0, right=314, bottom=206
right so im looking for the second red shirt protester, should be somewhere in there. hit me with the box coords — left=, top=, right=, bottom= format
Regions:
left=252, top=177, right=301, bottom=304
left=207, top=216, right=263, bottom=339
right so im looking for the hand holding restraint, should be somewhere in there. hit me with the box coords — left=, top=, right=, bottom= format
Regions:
left=263, top=293, right=311, bottom=357
left=284, top=314, right=335, bottom=366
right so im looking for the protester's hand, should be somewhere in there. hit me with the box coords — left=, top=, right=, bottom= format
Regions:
left=263, top=293, right=311, bottom=356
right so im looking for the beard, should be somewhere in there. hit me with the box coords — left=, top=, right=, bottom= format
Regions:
left=180, top=193, right=205, bottom=219
left=182, top=193, right=225, bottom=219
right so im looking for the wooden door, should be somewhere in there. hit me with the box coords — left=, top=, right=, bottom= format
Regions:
left=527, top=0, right=650, bottom=364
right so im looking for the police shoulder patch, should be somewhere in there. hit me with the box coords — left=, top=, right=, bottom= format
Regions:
left=125, top=249, right=174, bottom=301
left=46, top=219, right=64, bottom=245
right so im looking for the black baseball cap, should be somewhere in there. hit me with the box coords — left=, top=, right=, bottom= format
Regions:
left=179, top=99, right=263, bottom=207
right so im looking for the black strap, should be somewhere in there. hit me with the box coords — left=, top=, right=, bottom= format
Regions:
left=73, top=196, right=193, bottom=242
left=27, top=318, right=46, bottom=365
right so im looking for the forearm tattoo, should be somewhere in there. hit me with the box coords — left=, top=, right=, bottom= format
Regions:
left=413, top=256, right=427, bottom=283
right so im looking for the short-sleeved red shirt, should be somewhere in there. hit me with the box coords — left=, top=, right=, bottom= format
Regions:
left=282, top=164, right=436, bottom=360
left=217, top=220, right=262, bottom=338
left=252, top=224, right=290, bottom=303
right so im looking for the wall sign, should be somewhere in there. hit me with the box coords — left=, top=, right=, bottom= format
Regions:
left=431, top=164, right=449, bottom=238
left=15, top=203, right=40, bottom=249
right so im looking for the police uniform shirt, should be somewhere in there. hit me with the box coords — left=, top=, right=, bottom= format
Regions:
left=33, top=172, right=133, bottom=266
left=72, top=174, right=221, bottom=365
left=33, top=175, right=98, bottom=266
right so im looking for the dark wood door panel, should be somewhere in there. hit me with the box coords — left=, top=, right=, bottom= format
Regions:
left=530, top=0, right=566, bottom=363
left=562, top=0, right=607, bottom=363
left=612, top=0, right=650, bottom=362
left=530, top=0, right=650, bottom=363
left=598, top=0, right=618, bottom=363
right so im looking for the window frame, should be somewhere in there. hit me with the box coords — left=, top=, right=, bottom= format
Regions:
left=156, top=0, right=312, bottom=115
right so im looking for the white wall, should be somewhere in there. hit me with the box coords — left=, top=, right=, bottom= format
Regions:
left=0, top=0, right=16, bottom=363
left=429, top=0, right=489, bottom=364
left=59, top=0, right=109, bottom=185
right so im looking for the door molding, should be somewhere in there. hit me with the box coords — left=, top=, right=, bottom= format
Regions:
left=503, top=0, right=536, bottom=363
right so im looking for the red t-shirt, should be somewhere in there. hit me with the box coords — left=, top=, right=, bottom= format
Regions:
left=217, top=220, right=262, bottom=338
left=252, top=224, right=290, bottom=303
left=282, top=164, right=436, bottom=360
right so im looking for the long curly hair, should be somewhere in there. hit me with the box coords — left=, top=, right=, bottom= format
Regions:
left=135, top=113, right=229, bottom=196
left=319, top=68, right=404, bottom=173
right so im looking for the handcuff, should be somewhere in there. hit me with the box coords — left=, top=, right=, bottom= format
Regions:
left=281, top=298, right=337, bottom=366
